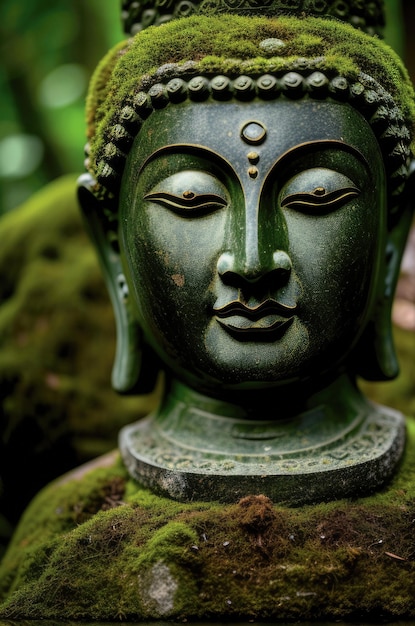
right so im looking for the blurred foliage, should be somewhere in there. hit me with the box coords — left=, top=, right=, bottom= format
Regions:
left=361, top=326, right=415, bottom=418
left=0, top=1, right=123, bottom=215
left=384, top=0, right=404, bottom=58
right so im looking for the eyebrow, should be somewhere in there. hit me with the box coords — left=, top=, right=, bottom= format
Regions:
left=139, top=139, right=370, bottom=176
left=271, top=139, right=370, bottom=173
left=137, top=144, right=235, bottom=179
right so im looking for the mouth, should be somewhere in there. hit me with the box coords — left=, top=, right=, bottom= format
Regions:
left=213, top=300, right=295, bottom=341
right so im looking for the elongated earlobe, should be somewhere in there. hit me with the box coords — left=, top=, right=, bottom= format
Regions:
left=355, top=163, right=415, bottom=381
left=77, top=173, right=158, bottom=394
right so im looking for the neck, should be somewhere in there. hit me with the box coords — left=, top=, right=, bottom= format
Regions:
left=161, top=371, right=364, bottom=423
left=152, top=374, right=372, bottom=458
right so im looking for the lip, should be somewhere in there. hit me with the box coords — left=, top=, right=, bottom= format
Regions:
left=216, top=314, right=294, bottom=340
left=213, top=299, right=295, bottom=341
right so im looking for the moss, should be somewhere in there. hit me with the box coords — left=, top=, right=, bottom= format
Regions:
left=1, top=419, right=415, bottom=620
left=85, top=13, right=415, bottom=185
left=85, top=40, right=128, bottom=141
left=0, top=176, right=159, bottom=545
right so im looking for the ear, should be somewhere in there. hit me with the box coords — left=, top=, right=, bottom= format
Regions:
left=356, top=162, right=415, bottom=381
left=77, top=173, right=158, bottom=394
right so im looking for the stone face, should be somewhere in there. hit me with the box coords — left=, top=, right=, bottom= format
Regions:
left=87, top=87, right=407, bottom=503
left=1, top=421, right=415, bottom=621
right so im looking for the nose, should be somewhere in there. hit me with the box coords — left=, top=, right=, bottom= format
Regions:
left=217, top=249, right=292, bottom=286
left=216, top=185, right=292, bottom=287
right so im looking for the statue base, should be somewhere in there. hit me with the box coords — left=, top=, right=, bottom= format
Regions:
left=119, top=378, right=406, bottom=504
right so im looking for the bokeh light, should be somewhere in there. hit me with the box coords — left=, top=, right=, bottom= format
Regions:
left=0, top=134, right=44, bottom=179
left=38, top=63, right=88, bottom=109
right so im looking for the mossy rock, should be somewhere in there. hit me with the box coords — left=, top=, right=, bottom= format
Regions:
left=0, top=176, right=158, bottom=541
left=1, top=417, right=415, bottom=621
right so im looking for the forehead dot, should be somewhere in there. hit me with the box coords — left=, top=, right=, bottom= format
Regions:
left=241, top=121, right=267, bottom=145
left=247, top=151, right=259, bottom=164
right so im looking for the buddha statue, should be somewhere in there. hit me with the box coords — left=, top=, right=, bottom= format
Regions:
left=77, top=3, right=415, bottom=505
left=2, top=1, right=415, bottom=621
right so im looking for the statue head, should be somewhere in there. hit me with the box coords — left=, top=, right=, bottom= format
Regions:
left=79, top=12, right=415, bottom=400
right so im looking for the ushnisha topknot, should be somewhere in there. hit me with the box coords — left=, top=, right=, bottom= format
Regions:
left=120, top=0, right=386, bottom=37
left=84, top=14, right=415, bottom=219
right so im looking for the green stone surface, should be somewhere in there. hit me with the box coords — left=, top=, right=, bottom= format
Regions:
left=120, top=378, right=406, bottom=504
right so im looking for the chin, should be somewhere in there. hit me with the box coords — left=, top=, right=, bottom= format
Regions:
left=197, top=317, right=308, bottom=381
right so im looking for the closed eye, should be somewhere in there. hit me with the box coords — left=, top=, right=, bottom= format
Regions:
left=281, top=186, right=360, bottom=214
left=143, top=191, right=227, bottom=216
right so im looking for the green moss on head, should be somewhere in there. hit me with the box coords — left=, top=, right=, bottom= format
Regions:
left=85, top=13, right=415, bottom=187
left=86, top=40, right=129, bottom=142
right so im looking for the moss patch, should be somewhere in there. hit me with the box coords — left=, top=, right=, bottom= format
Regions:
left=1, top=418, right=415, bottom=621
left=0, top=176, right=159, bottom=541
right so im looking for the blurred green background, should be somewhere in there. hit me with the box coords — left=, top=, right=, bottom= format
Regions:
left=0, top=1, right=123, bottom=216
left=0, top=2, right=137, bottom=548
left=0, top=1, right=414, bottom=217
